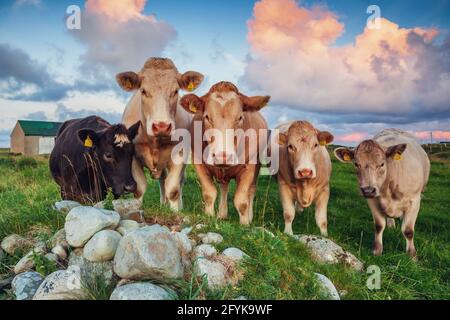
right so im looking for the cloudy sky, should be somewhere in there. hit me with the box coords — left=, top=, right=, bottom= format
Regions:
left=0, top=0, right=449, bottom=147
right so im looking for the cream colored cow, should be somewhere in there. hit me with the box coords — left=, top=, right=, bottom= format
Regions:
left=277, top=121, right=334, bottom=236
left=334, top=129, right=430, bottom=259
left=117, top=58, right=204, bottom=210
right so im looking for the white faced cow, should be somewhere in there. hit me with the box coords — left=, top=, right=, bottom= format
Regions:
left=334, top=129, right=430, bottom=260
left=277, top=121, right=334, bottom=236
left=117, top=57, right=204, bottom=210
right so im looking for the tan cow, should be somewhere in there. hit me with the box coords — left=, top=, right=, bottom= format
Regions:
left=277, top=121, right=334, bottom=236
left=116, top=58, right=204, bottom=210
left=180, top=81, right=270, bottom=225
left=334, top=129, right=430, bottom=259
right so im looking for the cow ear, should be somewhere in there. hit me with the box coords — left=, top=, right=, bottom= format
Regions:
left=278, top=133, right=288, bottom=146
left=116, top=72, right=142, bottom=92
left=127, top=121, right=141, bottom=141
left=241, top=94, right=270, bottom=112
left=334, top=147, right=354, bottom=163
left=78, top=129, right=99, bottom=148
left=180, top=94, right=205, bottom=114
left=178, top=71, right=204, bottom=92
left=317, top=131, right=334, bottom=146
left=385, top=143, right=407, bottom=161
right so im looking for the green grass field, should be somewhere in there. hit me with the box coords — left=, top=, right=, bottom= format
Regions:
left=0, top=147, right=449, bottom=300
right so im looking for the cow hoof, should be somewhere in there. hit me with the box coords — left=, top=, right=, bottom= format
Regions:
left=372, top=243, right=383, bottom=256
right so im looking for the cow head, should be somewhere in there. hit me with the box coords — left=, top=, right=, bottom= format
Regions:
left=78, top=121, right=141, bottom=197
left=116, top=58, right=204, bottom=138
left=180, top=81, right=270, bottom=166
left=334, top=140, right=407, bottom=198
left=278, top=121, right=333, bottom=179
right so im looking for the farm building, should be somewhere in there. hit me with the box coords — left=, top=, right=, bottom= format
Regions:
left=10, top=120, right=63, bottom=156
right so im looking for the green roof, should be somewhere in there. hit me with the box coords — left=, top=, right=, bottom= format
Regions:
left=17, top=120, right=63, bottom=137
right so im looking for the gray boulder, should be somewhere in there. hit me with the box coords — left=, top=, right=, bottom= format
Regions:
left=54, top=200, right=81, bottom=213
left=83, top=230, right=122, bottom=262
left=33, top=268, right=85, bottom=300
left=12, top=271, right=44, bottom=300
left=222, top=248, right=248, bottom=262
left=314, top=273, right=340, bottom=300
left=14, top=242, right=47, bottom=274
left=68, top=249, right=116, bottom=285
left=200, top=232, right=223, bottom=244
left=1, top=234, right=31, bottom=255
left=110, top=282, right=176, bottom=300
left=194, top=258, right=227, bottom=290
left=117, top=220, right=140, bottom=236
left=50, top=229, right=68, bottom=248
left=51, top=245, right=68, bottom=260
left=296, top=235, right=364, bottom=272
left=114, top=225, right=183, bottom=280
left=193, top=244, right=217, bottom=259
left=65, top=206, right=120, bottom=248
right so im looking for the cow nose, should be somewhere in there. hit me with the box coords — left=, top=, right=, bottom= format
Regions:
left=152, top=122, right=172, bottom=136
left=125, top=182, right=137, bottom=193
left=361, top=186, right=377, bottom=198
left=213, top=152, right=234, bottom=165
left=298, top=168, right=313, bottom=178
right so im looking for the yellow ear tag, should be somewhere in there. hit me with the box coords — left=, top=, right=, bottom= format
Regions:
left=343, top=153, right=351, bottom=161
left=189, top=102, right=198, bottom=113
left=84, top=135, right=93, bottom=148
left=319, top=140, right=326, bottom=146
left=394, top=152, right=402, bottom=161
left=187, top=81, right=196, bottom=92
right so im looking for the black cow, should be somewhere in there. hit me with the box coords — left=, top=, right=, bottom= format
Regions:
left=49, top=116, right=141, bottom=203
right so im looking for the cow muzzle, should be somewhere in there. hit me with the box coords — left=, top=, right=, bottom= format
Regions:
left=124, top=182, right=137, bottom=193
left=296, top=168, right=314, bottom=179
left=151, top=121, right=172, bottom=136
left=360, top=186, right=378, bottom=198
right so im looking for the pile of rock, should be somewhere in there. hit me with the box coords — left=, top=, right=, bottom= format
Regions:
left=1, top=200, right=248, bottom=300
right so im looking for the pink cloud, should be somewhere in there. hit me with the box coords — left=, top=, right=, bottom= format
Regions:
left=70, top=0, right=176, bottom=74
left=243, top=0, right=449, bottom=114
left=335, top=132, right=369, bottom=143
left=86, top=0, right=148, bottom=23
left=414, top=131, right=450, bottom=141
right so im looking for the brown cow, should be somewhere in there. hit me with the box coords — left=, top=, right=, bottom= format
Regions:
left=334, top=129, right=430, bottom=259
left=116, top=58, right=204, bottom=210
left=277, top=121, right=334, bottom=236
left=180, top=81, right=270, bottom=225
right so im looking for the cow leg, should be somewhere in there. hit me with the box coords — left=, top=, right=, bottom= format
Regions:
left=165, top=163, right=186, bottom=212
left=234, top=166, right=256, bottom=226
left=218, top=183, right=229, bottom=220
left=368, top=199, right=386, bottom=256
left=402, top=197, right=420, bottom=261
left=387, top=218, right=396, bottom=228
left=279, top=181, right=295, bottom=235
left=247, top=165, right=260, bottom=224
left=158, top=169, right=167, bottom=205
left=132, top=157, right=147, bottom=203
left=247, top=184, right=256, bottom=224
left=194, top=164, right=217, bottom=216
left=314, top=187, right=329, bottom=237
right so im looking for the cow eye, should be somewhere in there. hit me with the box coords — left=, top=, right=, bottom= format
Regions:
left=238, top=115, right=243, bottom=122
left=379, top=162, right=385, bottom=168
left=354, top=162, right=361, bottom=169
left=204, top=114, right=211, bottom=123
left=288, top=144, right=295, bottom=152
left=171, top=89, right=179, bottom=97
left=314, top=143, right=319, bottom=148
